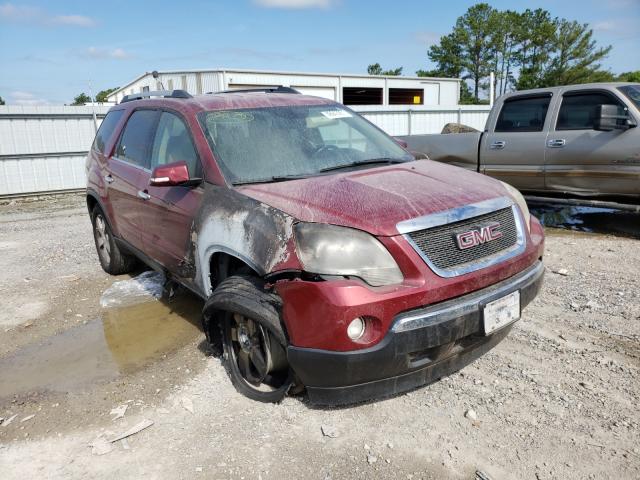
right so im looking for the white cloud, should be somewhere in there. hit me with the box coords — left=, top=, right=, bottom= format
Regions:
left=0, top=3, right=38, bottom=20
left=84, top=47, right=131, bottom=60
left=0, top=2, right=96, bottom=27
left=253, top=0, right=336, bottom=9
left=9, top=91, right=50, bottom=105
left=50, top=14, right=95, bottom=27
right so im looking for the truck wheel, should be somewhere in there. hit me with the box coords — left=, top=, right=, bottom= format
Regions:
left=205, top=275, right=293, bottom=403
left=91, top=206, right=136, bottom=275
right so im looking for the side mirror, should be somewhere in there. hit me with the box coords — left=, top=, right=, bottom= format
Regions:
left=149, top=160, right=190, bottom=187
left=595, top=104, right=630, bottom=131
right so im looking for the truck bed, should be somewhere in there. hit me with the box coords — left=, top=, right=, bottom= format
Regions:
left=398, top=132, right=482, bottom=171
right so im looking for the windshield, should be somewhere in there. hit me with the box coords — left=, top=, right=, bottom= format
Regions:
left=618, top=85, right=640, bottom=109
left=199, top=104, right=412, bottom=184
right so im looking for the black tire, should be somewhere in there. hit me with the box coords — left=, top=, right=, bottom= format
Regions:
left=204, top=275, right=293, bottom=403
left=91, top=206, right=136, bottom=275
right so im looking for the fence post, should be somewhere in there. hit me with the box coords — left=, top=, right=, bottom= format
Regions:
left=457, top=107, right=462, bottom=125
left=407, top=109, right=412, bottom=135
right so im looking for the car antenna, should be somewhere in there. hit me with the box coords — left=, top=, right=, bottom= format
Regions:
left=152, top=70, right=165, bottom=90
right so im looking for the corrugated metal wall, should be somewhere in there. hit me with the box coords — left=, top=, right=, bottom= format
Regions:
left=351, top=105, right=491, bottom=136
left=0, top=106, right=110, bottom=196
left=0, top=104, right=490, bottom=196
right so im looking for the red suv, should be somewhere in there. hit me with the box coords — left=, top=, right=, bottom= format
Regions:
left=86, top=88, right=544, bottom=405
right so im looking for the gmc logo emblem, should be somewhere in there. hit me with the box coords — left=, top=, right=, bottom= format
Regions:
left=456, top=223, right=503, bottom=250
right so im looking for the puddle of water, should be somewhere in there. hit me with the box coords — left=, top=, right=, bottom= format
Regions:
left=529, top=203, right=640, bottom=238
left=0, top=293, right=203, bottom=399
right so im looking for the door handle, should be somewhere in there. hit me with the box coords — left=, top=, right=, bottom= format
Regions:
left=490, top=141, right=506, bottom=150
left=547, top=139, right=566, bottom=148
left=137, top=190, right=151, bottom=200
left=104, top=174, right=114, bottom=184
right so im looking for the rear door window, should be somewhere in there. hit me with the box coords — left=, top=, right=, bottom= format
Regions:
left=556, top=92, right=626, bottom=130
left=92, top=110, right=124, bottom=154
left=495, top=96, right=551, bottom=132
left=150, top=112, right=200, bottom=177
left=115, top=110, right=159, bottom=169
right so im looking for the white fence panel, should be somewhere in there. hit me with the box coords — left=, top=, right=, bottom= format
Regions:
left=0, top=154, right=87, bottom=195
left=351, top=105, right=490, bottom=135
left=0, top=104, right=491, bottom=196
left=0, top=106, right=109, bottom=196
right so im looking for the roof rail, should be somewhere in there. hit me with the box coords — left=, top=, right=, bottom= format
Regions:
left=120, top=89, right=193, bottom=103
left=208, top=86, right=301, bottom=95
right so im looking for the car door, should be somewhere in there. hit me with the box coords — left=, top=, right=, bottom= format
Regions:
left=108, top=109, right=160, bottom=252
left=545, top=89, right=640, bottom=196
left=138, top=110, right=203, bottom=279
left=480, top=93, right=552, bottom=191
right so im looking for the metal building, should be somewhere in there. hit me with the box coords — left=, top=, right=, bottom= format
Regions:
left=107, top=68, right=461, bottom=106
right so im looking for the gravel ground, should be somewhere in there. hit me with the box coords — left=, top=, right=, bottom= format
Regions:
left=0, top=195, right=638, bottom=480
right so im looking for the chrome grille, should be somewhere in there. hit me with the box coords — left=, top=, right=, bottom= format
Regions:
left=406, top=207, right=518, bottom=270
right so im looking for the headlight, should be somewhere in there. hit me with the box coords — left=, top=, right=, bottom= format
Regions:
left=294, top=223, right=404, bottom=287
left=500, top=181, right=531, bottom=232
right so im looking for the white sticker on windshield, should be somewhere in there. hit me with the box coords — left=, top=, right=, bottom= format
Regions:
left=321, top=110, right=352, bottom=119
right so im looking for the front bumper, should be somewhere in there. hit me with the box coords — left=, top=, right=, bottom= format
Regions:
left=287, top=260, right=544, bottom=405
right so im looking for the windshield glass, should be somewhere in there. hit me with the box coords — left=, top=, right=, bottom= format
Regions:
left=618, top=85, right=640, bottom=109
left=199, top=104, right=412, bottom=184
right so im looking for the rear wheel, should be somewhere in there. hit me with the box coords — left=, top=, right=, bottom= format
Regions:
left=91, top=206, right=136, bottom=275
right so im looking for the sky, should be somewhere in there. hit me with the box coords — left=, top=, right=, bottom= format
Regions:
left=1, top=0, right=639, bottom=105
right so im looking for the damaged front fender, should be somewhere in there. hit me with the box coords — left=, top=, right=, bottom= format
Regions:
left=191, top=182, right=302, bottom=296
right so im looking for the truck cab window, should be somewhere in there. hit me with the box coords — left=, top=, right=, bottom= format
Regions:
left=495, top=96, right=551, bottom=132
left=556, top=92, right=626, bottom=130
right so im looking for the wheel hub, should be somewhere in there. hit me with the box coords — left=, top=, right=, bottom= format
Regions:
left=237, top=325, right=253, bottom=353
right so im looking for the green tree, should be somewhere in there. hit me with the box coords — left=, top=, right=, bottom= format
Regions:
left=419, top=32, right=478, bottom=104
left=95, top=87, right=118, bottom=103
left=489, top=9, right=520, bottom=95
left=514, top=9, right=558, bottom=90
left=616, top=71, right=640, bottom=82
left=367, top=63, right=403, bottom=76
left=451, top=3, right=496, bottom=101
left=0, top=96, right=5, bottom=106
left=539, top=20, right=612, bottom=87
left=72, top=93, right=92, bottom=105
left=419, top=5, right=614, bottom=97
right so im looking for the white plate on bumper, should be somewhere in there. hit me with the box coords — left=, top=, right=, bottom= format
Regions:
left=483, top=290, right=520, bottom=335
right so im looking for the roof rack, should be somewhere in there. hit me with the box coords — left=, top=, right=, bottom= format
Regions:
left=208, top=86, right=301, bottom=95
left=120, top=89, right=193, bottom=103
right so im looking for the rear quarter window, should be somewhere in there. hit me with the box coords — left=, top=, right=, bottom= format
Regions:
left=92, top=110, right=124, bottom=154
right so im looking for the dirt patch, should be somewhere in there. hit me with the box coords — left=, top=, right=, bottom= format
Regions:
left=0, top=195, right=638, bottom=479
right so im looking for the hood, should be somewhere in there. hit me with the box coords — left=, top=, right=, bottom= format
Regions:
left=237, top=160, right=509, bottom=236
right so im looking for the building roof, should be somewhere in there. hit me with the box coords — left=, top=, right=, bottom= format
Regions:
left=107, top=67, right=461, bottom=100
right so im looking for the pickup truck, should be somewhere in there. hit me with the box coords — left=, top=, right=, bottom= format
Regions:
left=400, top=83, right=640, bottom=199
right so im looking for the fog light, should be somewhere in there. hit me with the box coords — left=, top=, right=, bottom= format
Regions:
left=347, top=317, right=366, bottom=340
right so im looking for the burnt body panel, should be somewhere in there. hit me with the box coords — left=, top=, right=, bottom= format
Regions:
left=189, top=182, right=299, bottom=298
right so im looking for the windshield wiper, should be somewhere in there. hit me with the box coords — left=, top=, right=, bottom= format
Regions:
left=232, top=173, right=313, bottom=186
left=319, top=158, right=407, bottom=173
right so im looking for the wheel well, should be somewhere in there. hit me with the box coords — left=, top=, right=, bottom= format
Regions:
left=209, top=252, right=258, bottom=293
left=86, top=194, right=98, bottom=215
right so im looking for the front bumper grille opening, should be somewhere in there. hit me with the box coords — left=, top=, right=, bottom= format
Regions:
left=407, top=207, right=518, bottom=270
